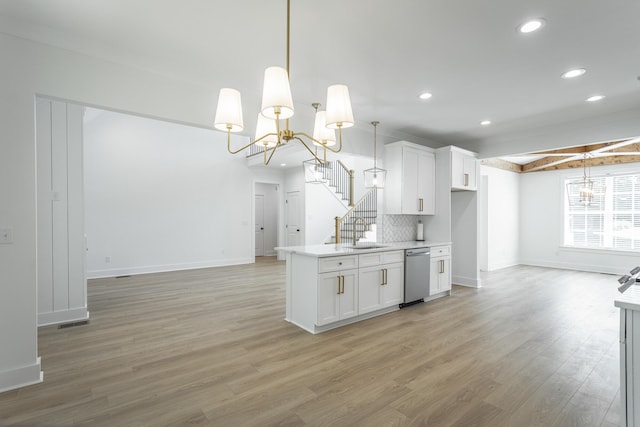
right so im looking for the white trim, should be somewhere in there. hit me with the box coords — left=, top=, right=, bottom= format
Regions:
left=0, top=358, right=43, bottom=393
left=453, top=275, right=482, bottom=288
left=520, top=258, right=622, bottom=275
left=559, top=245, right=640, bottom=257
left=86, top=257, right=254, bottom=279
left=38, top=308, right=89, bottom=327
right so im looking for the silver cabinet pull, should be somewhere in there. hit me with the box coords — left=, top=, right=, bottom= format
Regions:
left=464, top=173, right=469, bottom=186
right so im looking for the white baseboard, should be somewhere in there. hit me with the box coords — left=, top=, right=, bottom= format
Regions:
left=486, top=260, right=520, bottom=272
left=38, top=307, right=89, bottom=327
left=453, top=274, right=482, bottom=288
left=520, top=258, right=623, bottom=275
left=86, top=257, right=254, bottom=279
left=0, top=358, right=43, bottom=393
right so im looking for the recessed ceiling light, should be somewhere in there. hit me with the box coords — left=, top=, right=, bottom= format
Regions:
left=518, top=18, right=546, bottom=33
left=561, top=68, right=586, bottom=79
left=418, top=92, right=433, bottom=100
left=280, top=163, right=287, bottom=167
left=480, top=120, right=492, bottom=126
left=586, top=95, right=605, bottom=102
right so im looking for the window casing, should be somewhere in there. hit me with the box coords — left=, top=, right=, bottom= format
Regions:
left=564, top=172, right=640, bottom=251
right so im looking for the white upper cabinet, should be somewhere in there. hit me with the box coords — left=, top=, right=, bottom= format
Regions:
left=385, top=141, right=436, bottom=215
left=450, top=147, right=478, bottom=191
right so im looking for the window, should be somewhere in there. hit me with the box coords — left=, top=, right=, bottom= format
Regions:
left=564, top=172, right=640, bottom=251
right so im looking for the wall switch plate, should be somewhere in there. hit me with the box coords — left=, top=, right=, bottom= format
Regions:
left=0, top=227, right=13, bottom=244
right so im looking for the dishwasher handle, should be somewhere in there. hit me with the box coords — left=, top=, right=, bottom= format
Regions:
left=406, top=251, right=430, bottom=257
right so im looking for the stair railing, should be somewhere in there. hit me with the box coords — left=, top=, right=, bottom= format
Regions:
left=334, top=189, right=377, bottom=244
left=326, top=160, right=354, bottom=207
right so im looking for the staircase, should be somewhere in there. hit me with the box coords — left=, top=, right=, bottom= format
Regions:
left=320, top=160, right=354, bottom=207
left=335, top=189, right=378, bottom=244
left=316, top=160, right=378, bottom=244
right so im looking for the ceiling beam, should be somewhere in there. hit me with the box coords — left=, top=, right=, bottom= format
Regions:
left=532, top=143, right=612, bottom=156
left=521, top=155, right=575, bottom=172
left=532, top=154, right=640, bottom=172
left=480, top=158, right=522, bottom=173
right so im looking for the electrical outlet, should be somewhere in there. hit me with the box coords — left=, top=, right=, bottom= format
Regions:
left=105, top=256, right=111, bottom=263
left=0, top=227, right=13, bottom=244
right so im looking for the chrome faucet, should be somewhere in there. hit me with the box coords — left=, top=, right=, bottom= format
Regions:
left=352, top=217, right=368, bottom=246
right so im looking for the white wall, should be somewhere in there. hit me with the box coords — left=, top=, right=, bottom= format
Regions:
left=451, top=191, right=480, bottom=287
left=0, top=32, right=285, bottom=392
left=480, top=165, right=520, bottom=271
left=84, top=109, right=271, bottom=277
left=305, top=183, right=348, bottom=245
left=520, top=162, right=640, bottom=274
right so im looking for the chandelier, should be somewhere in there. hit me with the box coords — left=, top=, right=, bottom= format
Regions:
left=566, top=154, right=594, bottom=206
left=213, top=0, right=354, bottom=165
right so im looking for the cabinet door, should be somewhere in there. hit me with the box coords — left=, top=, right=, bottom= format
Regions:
left=430, top=256, right=451, bottom=295
left=359, top=266, right=384, bottom=314
left=439, top=256, right=451, bottom=292
left=463, top=156, right=477, bottom=190
left=417, top=151, right=435, bottom=215
left=339, top=270, right=359, bottom=320
left=318, top=269, right=358, bottom=325
left=451, top=150, right=477, bottom=191
left=382, top=263, right=404, bottom=307
left=402, top=148, right=419, bottom=214
left=451, top=150, right=465, bottom=189
left=317, top=273, right=341, bottom=325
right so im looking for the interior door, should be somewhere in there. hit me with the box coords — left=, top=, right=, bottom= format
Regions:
left=255, top=194, right=265, bottom=256
left=286, top=191, right=301, bottom=246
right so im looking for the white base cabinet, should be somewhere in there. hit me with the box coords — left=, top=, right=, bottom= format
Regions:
left=317, top=269, right=358, bottom=325
left=613, top=286, right=640, bottom=426
left=359, top=263, right=404, bottom=315
left=429, top=245, right=451, bottom=296
left=286, top=250, right=406, bottom=333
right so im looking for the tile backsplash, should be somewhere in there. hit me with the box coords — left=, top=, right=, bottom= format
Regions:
left=382, top=215, right=423, bottom=242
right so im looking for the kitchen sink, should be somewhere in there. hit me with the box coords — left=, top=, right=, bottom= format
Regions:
left=344, top=244, right=388, bottom=250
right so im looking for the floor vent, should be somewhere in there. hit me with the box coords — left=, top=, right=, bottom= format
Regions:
left=58, top=320, right=90, bottom=329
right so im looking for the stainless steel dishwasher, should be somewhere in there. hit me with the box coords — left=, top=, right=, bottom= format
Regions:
left=402, top=247, right=430, bottom=307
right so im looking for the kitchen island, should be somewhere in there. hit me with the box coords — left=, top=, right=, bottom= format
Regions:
left=615, top=284, right=640, bottom=426
left=276, top=241, right=451, bottom=334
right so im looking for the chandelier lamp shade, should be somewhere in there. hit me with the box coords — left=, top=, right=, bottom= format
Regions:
left=213, top=0, right=354, bottom=165
left=364, top=121, right=386, bottom=189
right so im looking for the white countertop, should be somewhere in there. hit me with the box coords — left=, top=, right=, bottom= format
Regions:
left=275, top=240, right=451, bottom=257
left=615, top=284, right=640, bottom=311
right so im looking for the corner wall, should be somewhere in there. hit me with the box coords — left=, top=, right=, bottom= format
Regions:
left=479, top=165, right=520, bottom=271
left=520, top=162, right=640, bottom=274
left=0, top=32, right=264, bottom=392
left=84, top=109, right=267, bottom=278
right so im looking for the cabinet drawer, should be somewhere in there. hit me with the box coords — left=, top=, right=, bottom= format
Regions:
left=431, top=245, right=450, bottom=256
left=318, top=255, right=358, bottom=273
left=359, top=250, right=404, bottom=267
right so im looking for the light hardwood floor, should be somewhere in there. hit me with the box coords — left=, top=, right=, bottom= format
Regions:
left=0, top=258, right=622, bottom=426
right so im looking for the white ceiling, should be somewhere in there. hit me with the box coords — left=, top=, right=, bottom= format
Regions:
left=1, top=0, right=639, bottom=152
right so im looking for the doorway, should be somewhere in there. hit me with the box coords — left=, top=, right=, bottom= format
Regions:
left=254, top=183, right=280, bottom=257
left=286, top=190, right=302, bottom=246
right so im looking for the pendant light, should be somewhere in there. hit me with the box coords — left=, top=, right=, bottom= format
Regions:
left=566, top=154, right=594, bottom=206
left=364, top=121, right=386, bottom=189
